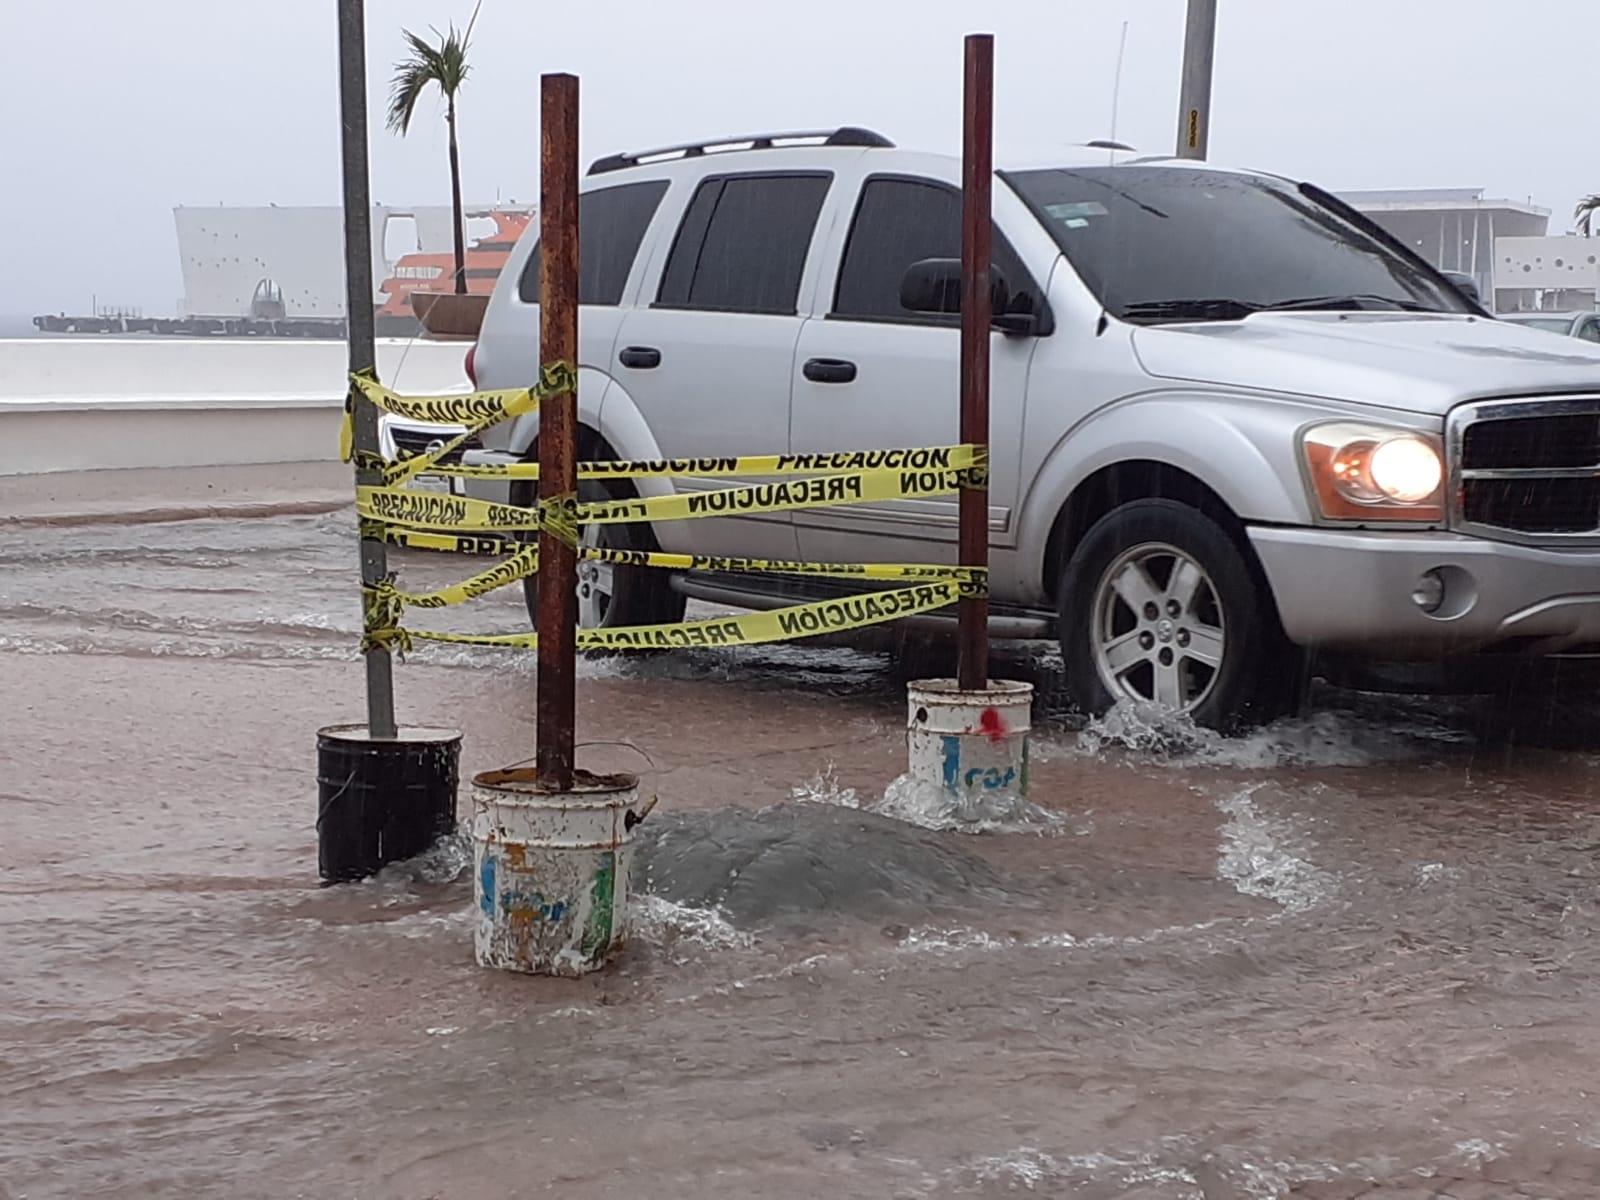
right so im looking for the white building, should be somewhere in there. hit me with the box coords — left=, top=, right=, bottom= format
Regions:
left=1490, top=235, right=1600, bottom=312
left=172, top=204, right=521, bottom=319
left=1342, top=187, right=1552, bottom=311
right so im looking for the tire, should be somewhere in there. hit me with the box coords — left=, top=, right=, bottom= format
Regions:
left=1057, top=498, right=1302, bottom=731
left=509, top=475, right=686, bottom=639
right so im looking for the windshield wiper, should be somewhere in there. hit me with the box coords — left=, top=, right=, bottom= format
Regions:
left=1256, top=293, right=1431, bottom=313
left=1121, top=298, right=1261, bottom=322
left=1122, top=295, right=1439, bottom=324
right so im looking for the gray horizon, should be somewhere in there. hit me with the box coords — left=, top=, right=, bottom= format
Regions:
left=4, top=0, right=1594, bottom=315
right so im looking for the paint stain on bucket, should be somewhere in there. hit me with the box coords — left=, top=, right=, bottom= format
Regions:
left=978, top=707, right=1007, bottom=744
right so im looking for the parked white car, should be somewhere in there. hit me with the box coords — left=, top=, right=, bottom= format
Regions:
left=440, top=127, right=1600, bottom=729
left=378, top=415, right=473, bottom=495
left=1498, top=311, right=1600, bottom=343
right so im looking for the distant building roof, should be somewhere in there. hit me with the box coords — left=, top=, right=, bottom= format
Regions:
left=1342, top=187, right=1549, bottom=218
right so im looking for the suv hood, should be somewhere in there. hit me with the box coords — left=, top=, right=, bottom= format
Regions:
left=1131, top=311, right=1600, bottom=416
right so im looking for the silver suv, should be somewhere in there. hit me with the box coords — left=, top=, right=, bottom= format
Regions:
left=457, top=127, right=1600, bottom=729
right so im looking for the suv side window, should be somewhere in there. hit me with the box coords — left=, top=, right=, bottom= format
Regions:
left=832, top=175, right=1036, bottom=322
left=517, top=179, right=670, bottom=305
left=1579, top=317, right=1600, bottom=343
left=655, top=173, right=832, bottom=314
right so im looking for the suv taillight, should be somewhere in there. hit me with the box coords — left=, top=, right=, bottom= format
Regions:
left=464, top=343, right=477, bottom=387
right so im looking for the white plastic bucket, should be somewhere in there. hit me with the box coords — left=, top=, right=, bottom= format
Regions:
left=470, top=768, right=643, bottom=976
left=906, top=679, right=1034, bottom=799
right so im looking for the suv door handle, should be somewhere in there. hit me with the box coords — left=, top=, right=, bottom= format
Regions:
left=802, top=357, right=857, bottom=384
left=619, top=345, right=661, bottom=369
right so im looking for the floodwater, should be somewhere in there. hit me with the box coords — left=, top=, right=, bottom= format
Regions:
left=5, top=509, right=1600, bottom=1198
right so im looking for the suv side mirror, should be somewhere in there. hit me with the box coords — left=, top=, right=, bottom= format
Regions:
left=899, top=257, right=1037, bottom=334
left=1441, top=270, right=1482, bottom=307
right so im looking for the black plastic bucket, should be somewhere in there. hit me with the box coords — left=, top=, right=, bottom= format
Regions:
left=316, top=724, right=462, bottom=884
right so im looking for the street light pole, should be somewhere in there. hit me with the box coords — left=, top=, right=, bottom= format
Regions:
left=336, top=0, right=396, bottom=740
left=1175, top=0, right=1217, bottom=160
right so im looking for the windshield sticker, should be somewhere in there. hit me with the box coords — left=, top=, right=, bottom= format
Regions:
left=1045, top=201, right=1108, bottom=222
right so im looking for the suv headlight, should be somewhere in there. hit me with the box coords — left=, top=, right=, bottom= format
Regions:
left=1300, top=422, right=1445, bottom=522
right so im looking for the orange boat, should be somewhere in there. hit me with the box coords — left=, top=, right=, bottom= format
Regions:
left=376, top=208, right=532, bottom=330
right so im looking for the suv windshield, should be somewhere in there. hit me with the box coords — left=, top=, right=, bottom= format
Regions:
left=1004, top=166, right=1470, bottom=324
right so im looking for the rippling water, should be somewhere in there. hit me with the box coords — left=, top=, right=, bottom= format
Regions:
left=5, top=511, right=1600, bottom=1197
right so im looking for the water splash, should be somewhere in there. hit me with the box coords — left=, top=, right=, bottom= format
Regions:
left=1069, top=700, right=1457, bottom=770
left=1417, top=862, right=1460, bottom=887
left=790, top=763, right=859, bottom=809
left=894, top=925, right=1010, bottom=954
left=630, top=895, right=753, bottom=953
left=1215, top=785, right=1335, bottom=914
left=959, top=1144, right=1209, bottom=1194
left=873, top=771, right=1065, bottom=835
left=410, top=830, right=474, bottom=885
left=1452, top=1138, right=1505, bottom=1165
left=967, top=1147, right=1061, bottom=1190
left=953, top=1140, right=1356, bottom=1197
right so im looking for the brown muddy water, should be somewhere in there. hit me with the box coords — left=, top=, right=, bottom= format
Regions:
left=4, top=510, right=1600, bottom=1198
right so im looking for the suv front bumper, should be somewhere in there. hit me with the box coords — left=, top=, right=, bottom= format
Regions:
left=1249, top=526, right=1600, bottom=657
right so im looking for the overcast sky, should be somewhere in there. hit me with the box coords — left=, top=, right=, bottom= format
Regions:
left=5, top=0, right=1596, bottom=316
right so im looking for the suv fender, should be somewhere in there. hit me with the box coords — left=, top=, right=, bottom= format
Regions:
left=1015, top=392, right=1316, bottom=600
left=493, top=365, right=615, bottom=462
left=497, top=370, right=675, bottom=494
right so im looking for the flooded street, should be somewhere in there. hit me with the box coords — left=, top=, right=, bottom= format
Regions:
left=6, top=507, right=1600, bottom=1198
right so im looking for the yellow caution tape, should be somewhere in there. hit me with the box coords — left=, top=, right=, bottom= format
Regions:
left=385, top=426, right=482, bottom=488
left=353, top=375, right=541, bottom=428
left=581, top=545, right=986, bottom=586
left=360, top=578, right=409, bottom=655
left=385, top=580, right=965, bottom=653
left=432, top=444, right=987, bottom=481
left=380, top=528, right=524, bottom=557
left=353, top=361, right=576, bottom=487
left=357, top=486, right=547, bottom=533
left=363, top=464, right=976, bottom=536
left=376, top=530, right=986, bottom=620
left=348, top=374, right=991, bottom=657
left=378, top=527, right=985, bottom=587
left=582, top=465, right=977, bottom=525
left=379, top=544, right=541, bottom=609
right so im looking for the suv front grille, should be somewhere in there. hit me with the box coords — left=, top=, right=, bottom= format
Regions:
left=389, top=426, right=481, bottom=466
left=1449, top=397, right=1600, bottom=542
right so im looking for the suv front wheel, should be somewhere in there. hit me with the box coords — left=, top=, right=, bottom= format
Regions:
left=1058, top=499, right=1301, bottom=731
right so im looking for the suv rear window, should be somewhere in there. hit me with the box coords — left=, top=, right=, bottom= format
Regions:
left=517, top=179, right=670, bottom=305
left=655, top=173, right=832, bottom=315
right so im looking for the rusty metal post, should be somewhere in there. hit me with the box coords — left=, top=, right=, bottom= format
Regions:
left=535, top=73, right=580, bottom=789
left=337, top=0, right=396, bottom=739
left=957, top=33, right=994, bottom=692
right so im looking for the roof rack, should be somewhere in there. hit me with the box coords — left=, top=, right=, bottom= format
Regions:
left=587, top=127, right=894, bottom=176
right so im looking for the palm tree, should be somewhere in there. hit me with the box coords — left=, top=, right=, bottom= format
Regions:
left=387, top=2, right=483, bottom=295
left=1576, top=194, right=1600, bottom=238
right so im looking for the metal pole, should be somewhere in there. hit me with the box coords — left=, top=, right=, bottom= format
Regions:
left=1109, top=20, right=1130, bottom=163
left=337, top=0, right=396, bottom=739
left=1487, top=211, right=1496, bottom=311
left=957, top=33, right=993, bottom=693
left=535, top=73, right=580, bottom=790
left=1175, top=0, right=1217, bottom=160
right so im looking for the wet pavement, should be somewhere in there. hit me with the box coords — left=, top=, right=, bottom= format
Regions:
left=5, top=502, right=1600, bottom=1198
